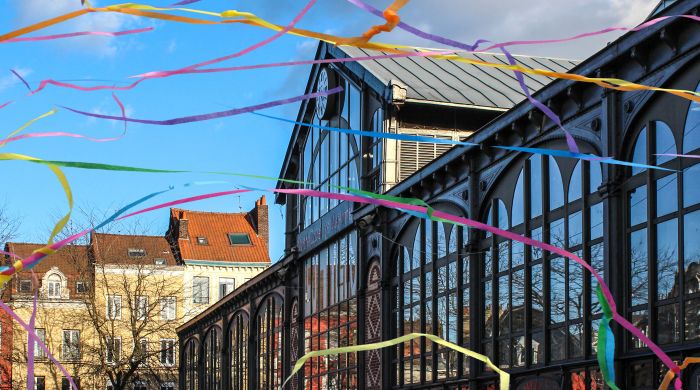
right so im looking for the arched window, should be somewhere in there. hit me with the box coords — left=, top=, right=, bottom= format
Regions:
left=481, top=149, right=604, bottom=370
left=183, top=338, right=198, bottom=390
left=47, top=274, right=62, bottom=299
left=624, top=118, right=700, bottom=348
left=394, top=206, right=468, bottom=387
left=229, top=311, right=249, bottom=390
left=203, top=326, right=222, bottom=390
left=683, top=82, right=700, bottom=154
left=257, top=294, right=283, bottom=390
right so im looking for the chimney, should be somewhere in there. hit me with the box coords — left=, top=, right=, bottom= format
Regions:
left=179, top=219, right=189, bottom=240
left=254, top=196, right=269, bottom=248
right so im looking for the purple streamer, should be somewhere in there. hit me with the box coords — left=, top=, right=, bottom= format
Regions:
left=62, top=86, right=342, bottom=126
left=27, top=291, right=37, bottom=390
left=10, top=69, right=31, bottom=91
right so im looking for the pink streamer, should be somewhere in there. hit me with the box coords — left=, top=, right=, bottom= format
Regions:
left=0, top=101, right=12, bottom=110
left=115, top=188, right=249, bottom=220
left=656, top=153, right=700, bottom=158
left=27, top=291, right=37, bottom=390
left=1, top=27, right=154, bottom=43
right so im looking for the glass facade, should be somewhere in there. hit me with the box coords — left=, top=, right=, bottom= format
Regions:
left=303, top=231, right=359, bottom=389
left=393, top=217, right=468, bottom=386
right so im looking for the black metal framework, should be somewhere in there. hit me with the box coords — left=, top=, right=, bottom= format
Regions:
left=183, top=338, right=198, bottom=390
left=229, top=311, right=249, bottom=390
left=479, top=148, right=604, bottom=373
left=392, top=214, right=467, bottom=387
left=365, top=108, right=384, bottom=193
left=620, top=81, right=700, bottom=387
left=302, top=76, right=362, bottom=228
left=303, top=231, right=359, bottom=389
left=257, top=293, right=284, bottom=390
left=203, top=326, right=222, bottom=390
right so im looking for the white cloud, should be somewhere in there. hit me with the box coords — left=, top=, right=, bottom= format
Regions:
left=0, top=67, right=33, bottom=92
left=11, top=0, right=143, bottom=57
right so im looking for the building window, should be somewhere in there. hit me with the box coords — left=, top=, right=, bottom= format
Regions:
left=133, top=381, right=147, bottom=390
left=19, top=279, right=31, bottom=293
left=204, top=327, right=221, bottom=390
left=127, top=248, right=146, bottom=258
left=135, top=296, right=148, bottom=321
left=34, top=328, right=46, bottom=359
left=105, top=380, right=113, bottom=390
left=160, top=339, right=176, bottom=367
left=477, top=152, right=603, bottom=370
left=106, top=295, right=121, bottom=319
left=134, top=338, right=148, bottom=366
left=76, top=281, right=87, bottom=293
left=364, top=107, right=384, bottom=193
left=257, top=294, right=283, bottom=390
left=303, top=232, right=359, bottom=387
left=230, top=312, right=248, bottom=390
left=35, top=377, right=45, bottom=390
left=47, top=274, right=62, bottom=299
left=394, top=216, right=467, bottom=386
left=219, top=278, right=235, bottom=300
left=184, top=339, right=199, bottom=390
left=160, top=297, right=176, bottom=320
left=196, top=236, right=208, bottom=245
left=61, top=377, right=79, bottom=390
left=154, top=258, right=166, bottom=266
left=62, top=330, right=80, bottom=361
left=302, top=79, right=361, bottom=229
left=193, top=276, right=210, bottom=304
left=160, top=382, right=175, bottom=390
left=623, top=116, right=700, bottom=348
left=105, top=337, right=121, bottom=364
left=228, top=233, right=251, bottom=245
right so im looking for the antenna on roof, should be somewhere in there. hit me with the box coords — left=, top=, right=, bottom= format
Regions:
left=237, top=195, right=242, bottom=212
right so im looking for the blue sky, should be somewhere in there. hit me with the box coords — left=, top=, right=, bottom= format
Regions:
left=0, top=0, right=656, bottom=261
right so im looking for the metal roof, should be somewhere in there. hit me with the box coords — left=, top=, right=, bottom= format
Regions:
left=338, top=46, right=578, bottom=110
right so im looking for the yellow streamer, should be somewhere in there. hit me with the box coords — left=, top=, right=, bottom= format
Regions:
left=282, top=332, right=509, bottom=390
left=0, top=153, right=73, bottom=247
left=3, top=3, right=699, bottom=103
left=1, top=109, right=57, bottom=148
left=659, top=357, right=700, bottom=389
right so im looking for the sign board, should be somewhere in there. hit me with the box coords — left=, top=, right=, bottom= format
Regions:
left=297, top=201, right=353, bottom=255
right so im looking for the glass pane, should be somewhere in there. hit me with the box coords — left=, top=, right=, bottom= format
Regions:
left=568, top=260, right=584, bottom=320
left=498, top=341, right=510, bottom=368
left=412, top=227, right=422, bottom=270
left=549, top=157, right=565, bottom=211
left=655, top=121, right=677, bottom=165
left=568, top=323, right=583, bottom=358
left=590, top=243, right=605, bottom=315
left=462, top=288, right=470, bottom=345
left=512, top=270, right=525, bottom=332
left=630, top=361, right=653, bottom=388
left=685, top=298, right=700, bottom=340
left=498, top=241, right=509, bottom=273
left=658, top=304, right=680, bottom=344
left=550, top=218, right=565, bottom=248
left=590, top=162, right=602, bottom=194
left=497, top=199, right=509, bottom=229
left=531, top=227, right=543, bottom=260
left=569, top=161, right=582, bottom=202
left=530, top=155, right=543, bottom=217
left=425, top=222, right=434, bottom=265
left=684, top=210, right=700, bottom=294
left=498, top=275, right=509, bottom=335
left=512, top=241, right=524, bottom=268
left=684, top=163, right=700, bottom=207
left=657, top=218, right=678, bottom=300
left=550, top=328, right=566, bottom=361
left=656, top=174, right=678, bottom=217
left=630, top=185, right=648, bottom=227
left=550, top=258, right=566, bottom=324
left=569, top=210, right=583, bottom=248
left=632, top=127, right=647, bottom=176
left=484, top=282, right=493, bottom=338
left=512, top=336, right=525, bottom=367
left=630, top=228, right=648, bottom=306
left=591, top=202, right=604, bottom=240
left=531, top=264, right=544, bottom=328
left=630, top=310, right=649, bottom=349
left=513, top=170, right=525, bottom=227
left=683, top=82, right=700, bottom=153
left=531, top=332, right=544, bottom=365
left=437, top=223, right=447, bottom=259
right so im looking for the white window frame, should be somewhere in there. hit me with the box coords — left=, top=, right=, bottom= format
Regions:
left=106, top=295, right=122, bottom=320
left=47, top=276, right=61, bottom=299
left=62, top=329, right=80, bottom=361
left=218, top=278, right=235, bottom=300
left=160, top=297, right=176, bottom=320
left=160, top=339, right=176, bottom=367
left=105, top=337, right=121, bottom=364
left=135, top=296, right=148, bottom=321
left=33, top=328, right=46, bottom=359
left=192, top=276, right=209, bottom=304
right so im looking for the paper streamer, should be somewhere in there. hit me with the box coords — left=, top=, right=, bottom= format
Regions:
left=61, top=86, right=342, bottom=125
left=1, top=27, right=153, bottom=43
left=282, top=332, right=509, bottom=390
left=2, top=109, right=57, bottom=148
left=10, top=69, right=31, bottom=91
left=596, top=286, right=619, bottom=390
left=660, top=357, right=700, bottom=390
left=27, top=291, right=38, bottom=390
left=0, top=101, right=12, bottom=110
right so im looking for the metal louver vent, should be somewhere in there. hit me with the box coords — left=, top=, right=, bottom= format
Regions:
left=398, top=134, right=454, bottom=181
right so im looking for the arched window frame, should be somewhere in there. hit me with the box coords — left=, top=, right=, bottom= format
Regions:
left=393, top=204, right=468, bottom=387
left=203, top=326, right=222, bottom=390
left=257, top=293, right=284, bottom=390
left=183, top=338, right=199, bottom=390
left=228, top=311, right=249, bottom=390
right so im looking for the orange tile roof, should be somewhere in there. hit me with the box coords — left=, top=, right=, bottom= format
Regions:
left=91, top=233, right=178, bottom=266
left=170, top=208, right=270, bottom=263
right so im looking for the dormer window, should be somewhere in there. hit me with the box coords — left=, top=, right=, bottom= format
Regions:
left=228, top=233, right=251, bottom=246
left=47, top=275, right=61, bottom=299
left=76, top=281, right=87, bottom=293
left=18, top=280, right=31, bottom=293
left=154, top=258, right=166, bottom=266
left=196, top=237, right=208, bottom=245
left=128, top=248, right=146, bottom=258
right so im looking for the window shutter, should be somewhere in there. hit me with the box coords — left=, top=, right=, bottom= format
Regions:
left=398, top=134, right=456, bottom=181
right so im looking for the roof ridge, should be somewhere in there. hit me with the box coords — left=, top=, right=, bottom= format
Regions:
left=170, top=208, right=249, bottom=216
left=5, top=241, right=88, bottom=247
left=93, top=233, right=166, bottom=239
